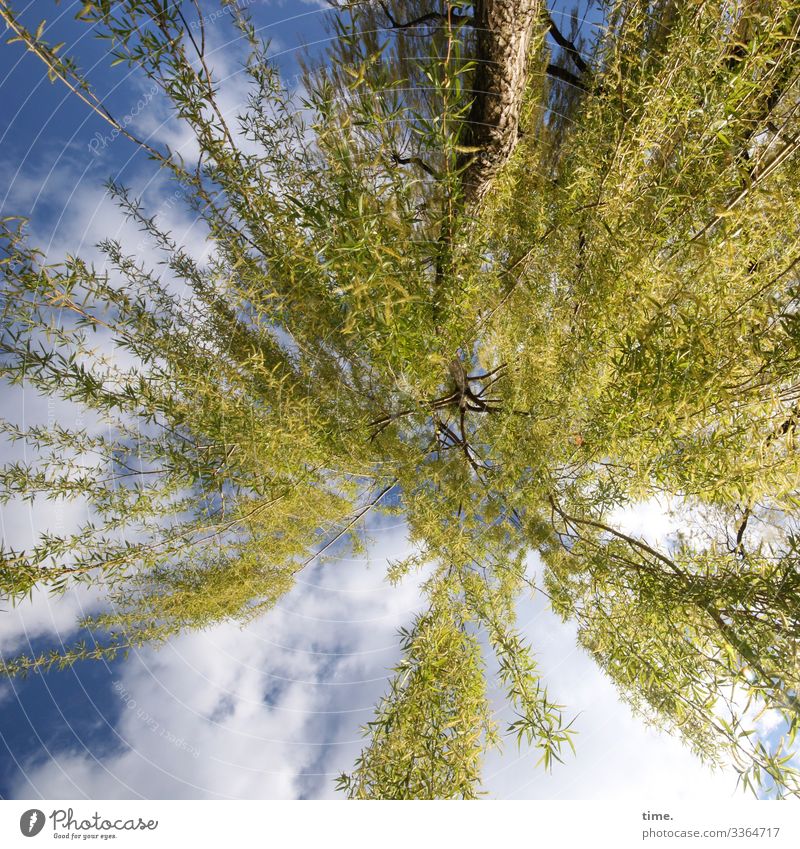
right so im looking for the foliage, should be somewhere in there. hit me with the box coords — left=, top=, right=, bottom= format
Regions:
left=1, top=0, right=800, bottom=797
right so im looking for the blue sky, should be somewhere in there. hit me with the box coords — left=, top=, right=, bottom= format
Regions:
left=0, top=0, right=760, bottom=800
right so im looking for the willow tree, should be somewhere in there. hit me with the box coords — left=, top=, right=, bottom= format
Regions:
left=1, top=0, right=799, bottom=798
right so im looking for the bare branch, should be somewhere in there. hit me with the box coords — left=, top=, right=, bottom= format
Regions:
left=545, top=12, right=588, bottom=73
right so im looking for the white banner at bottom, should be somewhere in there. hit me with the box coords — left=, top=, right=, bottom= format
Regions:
left=1, top=800, right=798, bottom=849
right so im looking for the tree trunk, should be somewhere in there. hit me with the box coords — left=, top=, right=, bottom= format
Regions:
left=458, top=0, right=542, bottom=205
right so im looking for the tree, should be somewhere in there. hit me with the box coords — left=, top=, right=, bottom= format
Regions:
left=1, top=0, right=800, bottom=798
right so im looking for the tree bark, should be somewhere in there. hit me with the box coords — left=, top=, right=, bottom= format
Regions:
left=458, top=0, right=542, bottom=206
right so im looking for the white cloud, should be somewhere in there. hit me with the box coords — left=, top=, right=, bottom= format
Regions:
left=609, top=496, right=681, bottom=548
left=482, top=588, right=741, bottom=800
left=4, top=537, right=744, bottom=800
left=8, top=522, right=428, bottom=799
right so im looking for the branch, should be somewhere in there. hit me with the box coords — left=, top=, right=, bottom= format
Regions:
left=466, top=362, right=507, bottom=382
left=546, top=12, right=588, bottom=73
left=548, top=498, right=800, bottom=719
left=296, top=480, right=397, bottom=570
left=378, top=2, right=471, bottom=30
left=687, top=133, right=800, bottom=247
left=545, top=62, right=587, bottom=91
left=734, top=507, right=751, bottom=556
left=0, top=3, right=164, bottom=162
left=547, top=494, right=679, bottom=572
left=390, top=152, right=439, bottom=178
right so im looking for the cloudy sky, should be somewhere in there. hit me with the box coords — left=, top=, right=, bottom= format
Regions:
left=0, top=0, right=756, bottom=800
